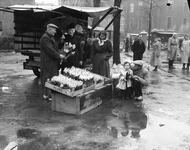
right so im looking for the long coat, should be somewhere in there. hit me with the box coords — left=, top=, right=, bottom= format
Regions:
left=90, top=38, right=113, bottom=78
left=150, top=41, right=161, bottom=67
left=40, top=31, right=61, bottom=86
left=181, top=40, right=190, bottom=63
left=167, top=37, right=178, bottom=61
left=132, top=40, right=146, bottom=61
left=61, top=34, right=82, bottom=68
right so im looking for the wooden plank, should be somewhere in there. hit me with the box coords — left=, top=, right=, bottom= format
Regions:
left=52, top=91, right=77, bottom=114
left=45, top=82, right=84, bottom=97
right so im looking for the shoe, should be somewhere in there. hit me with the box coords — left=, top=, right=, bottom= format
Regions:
left=43, top=95, right=48, bottom=100
left=136, top=96, right=143, bottom=101
left=152, top=68, right=157, bottom=71
left=185, top=67, right=189, bottom=70
left=182, top=67, right=185, bottom=70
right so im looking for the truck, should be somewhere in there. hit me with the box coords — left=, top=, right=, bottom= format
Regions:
left=0, top=4, right=122, bottom=77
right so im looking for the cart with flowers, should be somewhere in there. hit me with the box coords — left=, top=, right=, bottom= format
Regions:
left=45, top=66, right=112, bottom=115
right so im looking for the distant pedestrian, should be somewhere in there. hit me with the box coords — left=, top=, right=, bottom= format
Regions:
left=90, top=30, right=113, bottom=78
left=181, top=35, right=190, bottom=70
left=132, top=34, right=146, bottom=61
left=150, top=37, right=161, bottom=71
left=125, top=37, right=130, bottom=52
left=167, top=33, right=179, bottom=69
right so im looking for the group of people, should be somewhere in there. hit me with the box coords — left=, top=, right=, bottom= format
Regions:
left=168, top=34, right=190, bottom=70
left=150, top=33, right=190, bottom=71
left=116, top=60, right=149, bottom=101
left=40, top=23, right=113, bottom=100
left=115, top=34, right=149, bottom=101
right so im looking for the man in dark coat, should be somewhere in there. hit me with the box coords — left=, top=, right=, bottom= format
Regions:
left=40, top=23, right=65, bottom=100
left=60, top=23, right=83, bottom=72
left=132, top=35, right=146, bottom=61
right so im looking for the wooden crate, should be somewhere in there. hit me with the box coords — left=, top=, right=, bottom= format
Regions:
left=51, top=84, right=112, bottom=115
left=45, top=82, right=85, bottom=97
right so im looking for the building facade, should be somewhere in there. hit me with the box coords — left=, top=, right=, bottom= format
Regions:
left=121, top=0, right=190, bottom=38
left=0, top=0, right=35, bottom=36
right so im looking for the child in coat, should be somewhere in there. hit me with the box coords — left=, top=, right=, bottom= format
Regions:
left=116, top=61, right=133, bottom=100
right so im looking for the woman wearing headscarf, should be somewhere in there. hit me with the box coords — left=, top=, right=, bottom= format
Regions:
left=90, top=30, right=113, bottom=78
left=60, top=23, right=83, bottom=72
left=181, top=35, right=190, bottom=70
left=167, top=33, right=179, bottom=69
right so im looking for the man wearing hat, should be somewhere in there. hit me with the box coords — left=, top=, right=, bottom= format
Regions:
left=40, top=23, right=65, bottom=100
left=60, top=23, right=83, bottom=71
left=130, top=60, right=149, bottom=101
left=132, top=34, right=146, bottom=61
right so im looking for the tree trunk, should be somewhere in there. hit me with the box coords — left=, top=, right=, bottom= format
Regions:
left=113, top=0, right=122, bottom=64
left=92, top=0, right=101, bottom=27
left=148, top=0, right=153, bottom=50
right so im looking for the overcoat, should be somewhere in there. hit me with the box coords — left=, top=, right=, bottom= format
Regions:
left=181, top=40, right=190, bottom=63
left=132, top=40, right=146, bottom=61
left=90, top=38, right=113, bottom=78
left=167, top=37, right=178, bottom=61
left=150, top=41, right=161, bottom=67
left=61, top=34, right=82, bottom=68
left=40, top=31, right=60, bottom=86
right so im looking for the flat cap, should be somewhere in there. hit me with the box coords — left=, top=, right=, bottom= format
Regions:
left=47, top=23, right=59, bottom=29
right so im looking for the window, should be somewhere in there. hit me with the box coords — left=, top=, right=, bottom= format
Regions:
left=120, top=16, right=125, bottom=32
left=184, top=1, right=188, bottom=12
left=0, top=21, right=2, bottom=31
left=167, top=0, right=173, bottom=11
left=139, top=1, right=143, bottom=6
left=129, top=18, right=133, bottom=30
left=167, top=16, right=172, bottom=29
left=138, top=1, right=143, bottom=13
left=130, top=3, right=134, bottom=13
left=183, top=18, right=188, bottom=30
left=138, top=18, right=142, bottom=30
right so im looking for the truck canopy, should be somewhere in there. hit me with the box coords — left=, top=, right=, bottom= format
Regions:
left=4, top=4, right=121, bottom=18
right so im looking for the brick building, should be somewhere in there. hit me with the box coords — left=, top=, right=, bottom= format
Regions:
left=121, top=0, right=190, bottom=38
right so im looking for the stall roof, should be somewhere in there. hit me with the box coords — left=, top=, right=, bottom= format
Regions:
left=1, top=4, right=122, bottom=18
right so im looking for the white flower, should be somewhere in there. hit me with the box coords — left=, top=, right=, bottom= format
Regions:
left=72, top=44, right=76, bottom=49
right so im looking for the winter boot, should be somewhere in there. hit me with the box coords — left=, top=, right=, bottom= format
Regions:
left=182, top=63, right=185, bottom=70
left=168, top=60, right=172, bottom=69
left=186, top=63, right=189, bottom=70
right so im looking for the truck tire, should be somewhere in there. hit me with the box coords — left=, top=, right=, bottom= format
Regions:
left=33, top=68, right=40, bottom=78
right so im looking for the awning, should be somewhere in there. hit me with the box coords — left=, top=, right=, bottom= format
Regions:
left=1, top=4, right=122, bottom=18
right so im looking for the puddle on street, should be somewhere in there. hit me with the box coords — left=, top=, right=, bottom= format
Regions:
left=17, top=128, right=41, bottom=139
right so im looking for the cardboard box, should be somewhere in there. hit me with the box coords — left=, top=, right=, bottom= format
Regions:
left=51, top=84, right=112, bottom=115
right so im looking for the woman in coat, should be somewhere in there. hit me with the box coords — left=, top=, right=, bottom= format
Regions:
left=181, top=35, right=190, bottom=70
left=167, top=33, right=179, bottom=69
left=60, top=23, right=83, bottom=71
left=150, top=37, right=161, bottom=71
left=90, top=30, right=113, bottom=78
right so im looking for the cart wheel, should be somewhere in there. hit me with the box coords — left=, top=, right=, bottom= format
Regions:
left=33, top=68, right=40, bottom=78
